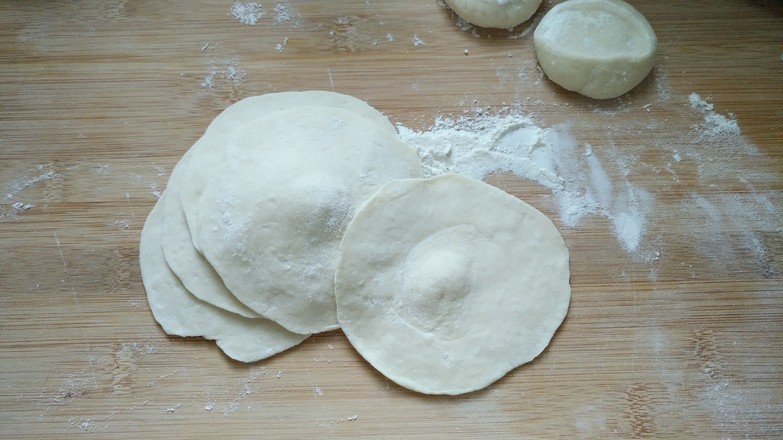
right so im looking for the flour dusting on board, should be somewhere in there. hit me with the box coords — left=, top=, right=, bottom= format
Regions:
left=398, top=112, right=653, bottom=253
left=399, top=93, right=779, bottom=262
left=230, top=1, right=265, bottom=26
left=688, top=93, right=741, bottom=138
left=1, top=164, right=59, bottom=222
left=202, top=59, right=245, bottom=90
left=274, top=0, right=291, bottom=22
left=3, top=164, right=59, bottom=200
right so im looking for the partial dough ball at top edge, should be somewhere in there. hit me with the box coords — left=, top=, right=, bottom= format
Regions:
left=533, top=0, right=657, bottom=99
left=444, top=0, right=544, bottom=29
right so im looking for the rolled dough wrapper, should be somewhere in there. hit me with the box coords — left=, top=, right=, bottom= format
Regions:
left=139, top=193, right=309, bottom=362
left=444, top=0, right=543, bottom=29
left=533, top=0, right=657, bottom=99
left=179, top=91, right=398, bottom=251
left=161, top=149, right=260, bottom=318
left=335, top=174, right=571, bottom=395
left=195, top=106, right=422, bottom=335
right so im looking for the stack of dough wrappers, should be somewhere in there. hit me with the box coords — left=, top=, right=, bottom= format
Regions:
left=140, top=91, right=571, bottom=395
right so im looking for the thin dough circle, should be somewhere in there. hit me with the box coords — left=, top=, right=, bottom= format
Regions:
left=533, top=0, right=657, bottom=99
left=444, top=0, right=543, bottom=29
left=195, top=106, right=422, bottom=334
left=140, top=193, right=308, bottom=362
left=161, top=150, right=260, bottom=318
left=179, top=91, right=398, bottom=251
left=335, top=174, right=571, bottom=395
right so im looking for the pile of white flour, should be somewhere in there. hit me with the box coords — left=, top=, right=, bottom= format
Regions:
left=398, top=112, right=652, bottom=253
left=398, top=93, right=780, bottom=272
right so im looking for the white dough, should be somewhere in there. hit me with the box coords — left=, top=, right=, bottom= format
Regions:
left=533, top=0, right=657, bottom=99
left=444, top=0, right=543, bottom=29
left=195, top=106, right=422, bottom=334
left=179, top=91, right=398, bottom=251
left=335, top=174, right=571, bottom=395
left=139, top=193, right=308, bottom=362
left=161, top=150, right=260, bottom=318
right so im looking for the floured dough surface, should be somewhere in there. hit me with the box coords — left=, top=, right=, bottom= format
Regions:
left=161, top=150, right=259, bottom=318
left=140, top=193, right=308, bottom=363
left=533, top=0, right=657, bottom=99
left=179, top=91, right=398, bottom=251
left=444, top=0, right=543, bottom=29
left=335, top=174, right=570, bottom=395
left=195, top=106, right=422, bottom=334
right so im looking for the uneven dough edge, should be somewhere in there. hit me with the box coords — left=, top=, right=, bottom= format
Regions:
left=161, top=149, right=261, bottom=318
left=140, top=192, right=309, bottom=363
left=193, top=105, right=422, bottom=335
left=180, top=91, right=399, bottom=251
left=335, top=174, right=571, bottom=395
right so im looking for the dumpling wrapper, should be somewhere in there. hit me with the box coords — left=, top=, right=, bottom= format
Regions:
left=161, top=150, right=260, bottom=318
left=140, top=193, right=309, bottom=362
left=195, top=106, right=422, bottom=334
left=335, top=174, right=571, bottom=395
left=178, top=91, right=398, bottom=251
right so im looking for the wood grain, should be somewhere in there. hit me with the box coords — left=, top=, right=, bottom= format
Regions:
left=1, top=0, right=782, bottom=438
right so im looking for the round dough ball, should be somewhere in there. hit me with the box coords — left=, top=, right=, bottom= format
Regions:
left=140, top=193, right=308, bottom=363
left=195, top=106, right=422, bottom=335
left=533, top=0, right=657, bottom=99
left=335, top=174, right=571, bottom=395
left=444, top=0, right=543, bottom=29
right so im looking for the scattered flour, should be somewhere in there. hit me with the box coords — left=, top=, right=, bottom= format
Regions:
left=1, top=164, right=59, bottom=222
left=398, top=91, right=778, bottom=262
left=412, top=35, right=426, bottom=47
left=69, top=417, right=96, bottom=432
left=93, top=163, right=112, bottom=175
left=230, top=1, right=265, bottom=25
left=275, top=37, right=289, bottom=53
left=398, top=111, right=653, bottom=252
left=274, top=0, right=296, bottom=24
left=11, top=201, right=34, bottom=211
left=688, top=93, right=742, bottom=138
left=149, top=183, right=162, bottom=199
left=202, top=59, right=245, bottom=90
left=3, top=164, right=59, bottom=200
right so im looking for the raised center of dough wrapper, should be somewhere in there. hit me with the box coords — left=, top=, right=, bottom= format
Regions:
left=398, top=224, right=478, bottom=338
left=195, top=106, right=422, bottom=334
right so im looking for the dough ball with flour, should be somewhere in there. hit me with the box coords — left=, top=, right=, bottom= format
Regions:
left=533, top=0, right=657, bottom=99
left=335, top=174, right=571, bottom=395
left=195, top=106, right=422, bottom=335
left=140, top=194, right=308, bottom=362
left=444, top=0, right=543, bottom=28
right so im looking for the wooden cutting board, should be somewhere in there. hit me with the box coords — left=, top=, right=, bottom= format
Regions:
left=1, top=1, right=781, bottom=438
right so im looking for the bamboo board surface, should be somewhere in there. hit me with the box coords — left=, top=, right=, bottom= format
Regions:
left=1, top=1, right=782, bottom=438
